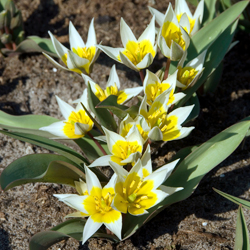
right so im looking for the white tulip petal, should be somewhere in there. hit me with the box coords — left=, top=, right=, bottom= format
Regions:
left=139, top=95, right=148, bottom=114
left=103, top=126, right=126, bottom=152
left=126, top=125, right=143, bottom=146
left=152, top=189, right=168, bottom=205
left=122, top=86, right=143, bottom=102
left=177, top=126, right=195, bottom=139
left=129, top=159, right=143, bottom=178
left=104, top=214, right=122, bottom=240
left=87, top=155, right=112, bottom=168
left=48, top=31, right=68, bottom=58
left=180, top=26, right=190, bottom=49
left=191, top=19, right=200, bottom=36
left=59, top=195, right=88, bottom=214
left=148, top=6, right=164, bottom=27
left=106, top=65, right=120, bottom=88
left=74, top=123, right=90, bottom=135
left=54, top=194, right=79, bottom=200
left=76, top=88, right=89, bottom=111
left=89, top=45, right=101, bottom=67
left=144, top=159, right=179, bottom=188
left=43, top=53, right=69, bottom=71
left=82, top=217, right=102, bottom=245
left=104, top=173, right=118, bottom=189
left=86, top=18, right=96, bottom=48
left=179, top=13, right=190, bottom=34
left=39, top=121, right=66, bottom=138
left=65, top=211, right=85, bottom=218
left=67, top=50, right=89, bottom=72
left=69, top=21, right=85, bottom=50
left=84, top=166, right=102, bottom=192
left=97, top=45, right=123, bottom=62
left=109, top=161, right=128, bottom=180
left=194, top=0, right=204, bottom=22
left=148, top=127, right=163, bottom=141
left=138, top=15, right=155, bottom=45
left=121, top=151, right=141, bottom=165
left=186, top=49, right=207, bottom=69
left=170, top=41, right=184, bottom=61
left=143, top=69, right=160, bottom=93
left=172, top=92, right=186, bottom=105
left=120, top=18, right=137, bottom=48
left=178, top=50, right=187, bottom=68
left=141, top=144, right=152, bottom=174
left=164, top=3, right=179, bottom=27
left=169, top=105, right=194, bottom=125
left=175, top=0, right=192, bottom=17
left=158, top=35, right=171, bottom=58
left=56, top=95, right=75, bottom=120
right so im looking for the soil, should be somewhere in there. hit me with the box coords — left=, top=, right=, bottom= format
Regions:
left=0, top=0, right=250, bottom=249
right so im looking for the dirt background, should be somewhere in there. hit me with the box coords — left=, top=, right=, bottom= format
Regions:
left=0, top=0, right=250, bottom=249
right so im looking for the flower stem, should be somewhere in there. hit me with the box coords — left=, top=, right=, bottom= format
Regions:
left=87, top=132, right=107, bottom=156
left=163, top=58, right=171, bottom=80
left=139, top=70, right=145, bottom=84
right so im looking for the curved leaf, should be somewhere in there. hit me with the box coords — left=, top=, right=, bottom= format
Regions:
left=213, top=188, right=250, bottom=210
left=87, top=83, right=117, bottom=132
left=235, top=206, right=250, bottom=250
left=122, top=116, right=250, bottom=239
left=0, top=130, right=88, bottom=166
left=0, top=154, right=85, bottom=190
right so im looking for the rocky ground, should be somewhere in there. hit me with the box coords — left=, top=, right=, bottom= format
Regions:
left=0, top=0, right=250, bottom=249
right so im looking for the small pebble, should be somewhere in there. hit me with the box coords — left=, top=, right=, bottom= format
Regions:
left=52, top=68, right=57, bottom=72
left=220, top=174, right=225, bottom=178
left=202, top=222, right=207, bottom=226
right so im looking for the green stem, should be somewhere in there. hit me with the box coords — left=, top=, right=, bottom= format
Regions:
left=87, top=132, right=107, bottom=156
left=163, top=58, right=171, bottom=80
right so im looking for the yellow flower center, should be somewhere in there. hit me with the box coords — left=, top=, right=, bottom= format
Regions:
left=111, top=140, right=142, bottom=165
left=118, top=40, right=155, bottom=66
left=161, top=21, right=186, bottom=50
left=177, top=13, right=196, bottom=34
left=83, top=187, right=120, bottom=223
left=177, top=66, right=198, bottom=89
left=145, top=82, right=175, bottom=106
left=120, top=123, right=148, bottom=141
left=62, top=110, right=93, bottom=139
left=94, top=83, right=128, bottom=104
left=140, top=102, right=181, bottom=141
left=62, top=46, right=96, bottom=74
left=114, top=172, right=157, bottom=215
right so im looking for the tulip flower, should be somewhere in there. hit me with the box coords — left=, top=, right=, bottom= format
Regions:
left=110, top=158, right=182, bottom=215
left=139, top=91, right=194, bottom=141
left=88, top=125, right=144, bottom=167
left=79, top=65, right=143, bottom=104
left=143, top=69, right=185, bottom=106
left=39, top=92, right=94, bottom=139
left=176, top=50, right=206, bottom=89
left=98, top=16, right=157, bottom=71
left=157, top=3, right=190, bottom=61
left=44, top=18, right=100, bottom=75
left=54, top=166, right=122, bottom=244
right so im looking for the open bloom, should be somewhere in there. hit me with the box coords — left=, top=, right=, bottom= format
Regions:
left=79, top=64, right=143, bottom=104
left=110, top=157, right=182, bottom=215
left=157, top=3, right=190, bottom=61
left=139, top=90, right=194, bottom=141
left=44, top=18, right=100, bottom=75
left=119, top=114, right=150, bottom=142
left=98, top=16, right=157, bottom=71
left=177, top=50, right=206, bottom=89
left=88, top=125, right=144, bottom=167
left=39, top=91, right=94, bottom=139
left=149, top=0, right=204, bottom=36
left=143, top=69, right=185, bottom=106
left=54, top=166, right=122, bottom=244
left=175, top=0, right=204, bottom=35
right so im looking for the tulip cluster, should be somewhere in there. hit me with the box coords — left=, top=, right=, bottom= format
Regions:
left=40, top=0, right=205, bottom=243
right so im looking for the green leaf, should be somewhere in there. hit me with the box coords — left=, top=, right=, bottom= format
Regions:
left=235, top=206, right=250, bottom=250
left=203, top=61, right=223, bottom=93
left=186, top=0, right=198, bottom=6
left=203, top=0, right=217, bottom=25
left=0, top=130, right=88, bottom=166
left=15, top=36, right=57, bottom=57
left=0, top=110, right=59, bottom=137
left=171, top=145, right=199, bottom=163
left=0, top=154, right=85, bottom=191
left=87, top=83, right=117, bottom=132
left=177, top=20, right=238, bottom=107
left=183, top=92, right=200, bottom=123
left=122, top=116, right=250, bottom=239
left=213, top=188, right=250, bottom=210
left=188, top=0, right=248, bottom=59
left=29, top=218, right=120, bottom=250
